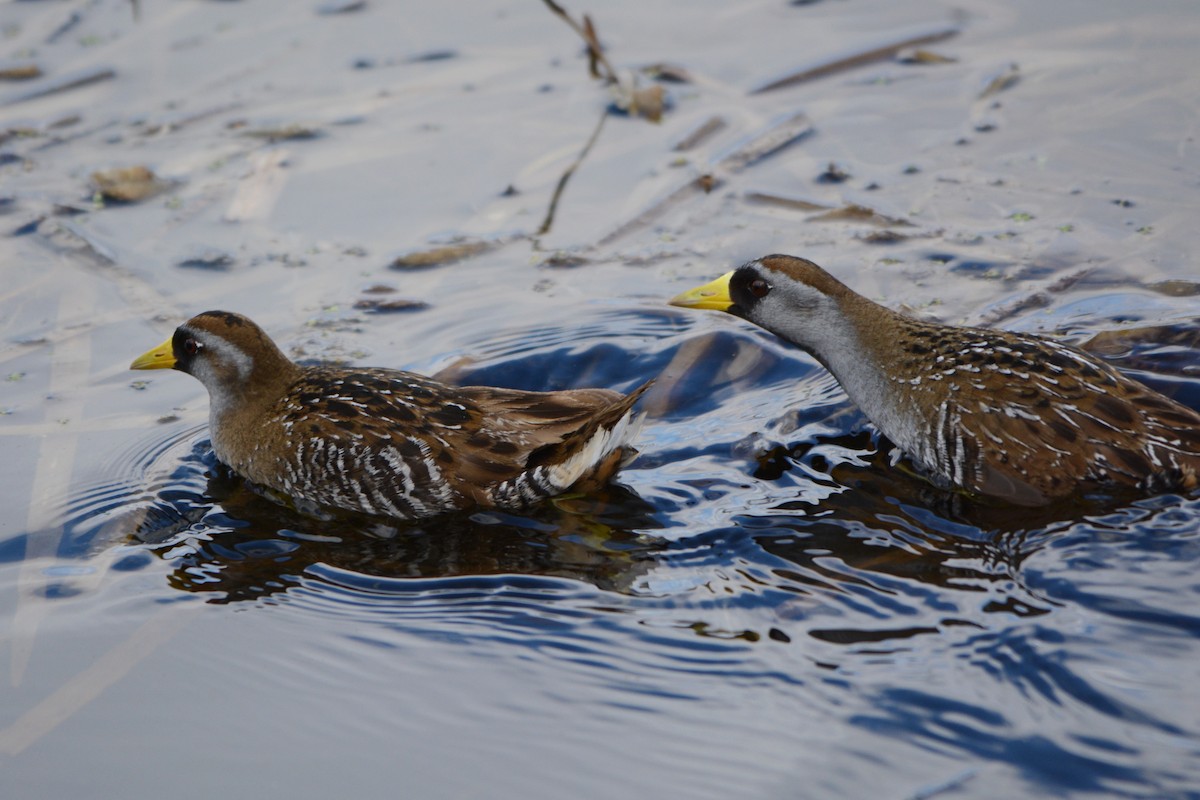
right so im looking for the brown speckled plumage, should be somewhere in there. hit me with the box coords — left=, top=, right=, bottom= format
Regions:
left=132, top=311, right=649, bottom=519
left=671, top=254, right=1200, bottom=506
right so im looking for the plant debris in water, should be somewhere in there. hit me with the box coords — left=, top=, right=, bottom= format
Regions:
left=750, top=26, right=959, bottom=94
left=1145, top=280, right=1200, bottom=297
left=816, top=162, right=852, bottom=184
left=979, top=63, right=1020, bottom=99
left=808, top=203, right=914, bottom=227
left=858, top=229, right=910, bottom=244
left=673, top=116, right=726, bottom=152
left=353, top=298, right=429, bottom=313
left=640, top=63, right=694, bottom=84
left=406, top=49, right=458, bottom=63
left=537, top=109, right=608, bottom=236
left=90, top=166, right=168, bottom=203
left=0, top=66, right=115, bottom=107
left=716, top=111, right=814, bottom=173
left=896, top=48, right=957, bottom=65
left=389, top=239, right=497, bottom=269
left=236, top=122, right=323, bottom=142
left=0, top=63, right=42, bottom=81
left=539, top=251, right=591, bottom=268
left=744, top=192, right=830, bottom=212
left=315, top=0, right=366, bottom=15
left=541, top=0, right=666, bottom=122
left=177, top=248, right=236, bottom=271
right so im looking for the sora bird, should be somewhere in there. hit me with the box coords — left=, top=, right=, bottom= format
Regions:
left=670, top=254, right=1200, bottom=506
left=131, top=311, right=650, bottom=519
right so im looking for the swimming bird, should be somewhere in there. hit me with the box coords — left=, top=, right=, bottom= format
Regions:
left=131, top=311, right=649, bottom=519
left=669, top=254, right=1200, bottom=506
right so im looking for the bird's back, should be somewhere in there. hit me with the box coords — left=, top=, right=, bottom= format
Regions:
left=225, top=367, right=648, bottom=518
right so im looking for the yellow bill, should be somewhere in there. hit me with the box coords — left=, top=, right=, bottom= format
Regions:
left=668, top=271, right=735, bottom=311
left=130, top=337, right=176, bottom=370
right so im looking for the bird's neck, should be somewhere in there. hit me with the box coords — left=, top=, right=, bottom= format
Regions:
left=810, top=296, right=933, bottom=461
left=208, top=359, right=300, bottom=449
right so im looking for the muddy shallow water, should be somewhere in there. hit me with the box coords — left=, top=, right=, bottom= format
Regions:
left=2, top=1, right=1200, bottom=797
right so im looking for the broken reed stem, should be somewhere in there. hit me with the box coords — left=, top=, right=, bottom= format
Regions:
left=536, top=108, right=609, bottom=237
left=750, top=26, right=959, bottom=94
left=540, top=0, right=618, bottom=83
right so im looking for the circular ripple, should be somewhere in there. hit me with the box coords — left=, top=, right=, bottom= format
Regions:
left=61, top=423, right=210, bottom=556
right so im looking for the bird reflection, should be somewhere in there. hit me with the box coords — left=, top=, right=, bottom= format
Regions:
left=134, top=463, right=664, bottom=604
left=734, top=427, right=1170, bottom=640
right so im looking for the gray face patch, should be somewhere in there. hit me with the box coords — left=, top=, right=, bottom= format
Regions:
left=186, top=328, right=255, bottom=419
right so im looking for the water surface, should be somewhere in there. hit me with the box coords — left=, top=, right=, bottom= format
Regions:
left=2, top=1, right=1199, bottom=798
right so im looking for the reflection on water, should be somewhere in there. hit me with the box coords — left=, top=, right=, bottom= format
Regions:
left=138, top=451, right=664, bottom=603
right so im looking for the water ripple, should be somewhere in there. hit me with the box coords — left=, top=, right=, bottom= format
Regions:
left=45, top=310, right=1200, bottom=797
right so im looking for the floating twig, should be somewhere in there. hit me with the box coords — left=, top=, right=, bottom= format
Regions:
left=750, top=26, right=959, bottom=94
left=537, top=108, right=609, bottom=236
left=0, top=62, right=41, bottom=81
left=673, top=116, right=727, bottom=152
left=44, top=10, right=83, bottom=45
left=808, top=203, right=914, bottom=227
left=541, top=0, right=618, bottom=83
left=237, top=122, right=323, bottom=142
left=714, top=110, right=814, bottom=173
left=0, top=67, right=116, bottom=108
left=896, top=48, right=957, bottom=65
left=389, top=239, right=500, bottom=269
left=744, top=192, right=830, bottom=212
left=978, top=63, right=1020, bottom=100
left=354, top=298, right=430, bottom=313
left=137, top=101, right=243, bottom=136
left=541, top=0, right=665, bottom=122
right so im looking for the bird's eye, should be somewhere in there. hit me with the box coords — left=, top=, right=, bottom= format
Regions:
left=749, top=278, right=772, bottom=298
left=183, top=338, right=202, bottom=357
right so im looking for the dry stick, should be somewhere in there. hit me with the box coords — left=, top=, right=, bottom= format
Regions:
left=540, top=0, right=663, bottom=122
left=0, top=66, right=116, bottom=107
left=138, top=100, right=244, bottom=137
left=536, top=109, right=609, bottom=237
left=749, top=26, right=959, bottom=94
left=29, top=118, right=121, bottom=153
left=673, top=115, right=727, bottom=153
left=540, top=0, right=617, bottom=83
left=713, top=111, right=814, bottom=173
left=744, top=192, right=830, bottom=212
